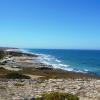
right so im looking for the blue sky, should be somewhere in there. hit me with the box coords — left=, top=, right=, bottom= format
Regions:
left=0, top=0, right=100, bottom=49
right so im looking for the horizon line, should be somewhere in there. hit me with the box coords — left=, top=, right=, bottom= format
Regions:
left=0, top=46, right=100, bottom=51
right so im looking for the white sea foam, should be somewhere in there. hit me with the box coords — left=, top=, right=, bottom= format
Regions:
left=52, top=64, right=74, bottom=71
left=58, top=64, right=69, bottom=67
left=84, top=69, right=89, bottom=72
left=55, top=59, right=61, bottom=63
left=20, top=49, right=35, bottom=55
left=75, top=69, right=88, bottom=73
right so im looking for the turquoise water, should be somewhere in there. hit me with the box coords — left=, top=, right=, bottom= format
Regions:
left=25, top=49, right=100, bottom=76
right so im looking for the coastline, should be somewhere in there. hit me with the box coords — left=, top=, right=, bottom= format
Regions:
left=0, top=48, right=100, bottom=100
left=0, top=48, right=99, bottom=79
left=22, top=48, right=100, bottom=76
left=21, top=48, right=100, bottom=78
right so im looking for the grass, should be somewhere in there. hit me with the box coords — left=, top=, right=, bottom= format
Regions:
left=19, top=67, right=99, bottom=79
left=35, top=92, right=79, bottom=100
left=14, top=83, right=25, bottom=87
left=0, top=67, right=99, bottom=79
left=6, top=72, right=31, bottom=79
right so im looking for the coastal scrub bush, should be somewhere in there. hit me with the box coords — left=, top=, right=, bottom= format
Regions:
left=0, top=51, right=5, bottom=59
left=14, top=83, right=25, bottom=87
left=35, top=97, right=43, bottom=100
left=7, top=51, right=23, bottom=56
left=6, top=72, right=30, bottom=79
left=35, top=92, right=79, bottom=100
left=7, top=51, right=38, bottom=57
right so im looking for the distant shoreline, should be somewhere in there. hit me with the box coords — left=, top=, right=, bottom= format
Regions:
left=21, top=48, right=100, bottom=77
left=0, top=47, right=99, bottom=79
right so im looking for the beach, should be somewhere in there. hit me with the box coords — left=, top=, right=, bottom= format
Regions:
left=0, top=48, right=100, bottom=100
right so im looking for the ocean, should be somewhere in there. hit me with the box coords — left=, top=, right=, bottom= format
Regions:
left=24, top=49, right=100, bottom=76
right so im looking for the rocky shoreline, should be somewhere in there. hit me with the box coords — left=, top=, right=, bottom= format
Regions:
left=0, top=48, right=100, bottom=100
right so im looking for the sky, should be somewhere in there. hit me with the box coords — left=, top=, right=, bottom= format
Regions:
left=0, top=0, right=100, bottom=49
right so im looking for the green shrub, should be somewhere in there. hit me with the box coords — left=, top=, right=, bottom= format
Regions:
left=14, top=83, right=25, bottom=87
left=35, top=97, right=43, bottom=100
left=6, top=72, right=30, bottom=79
left=35, top=92, right=79, bottom=100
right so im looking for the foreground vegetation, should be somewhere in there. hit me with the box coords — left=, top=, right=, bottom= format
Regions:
left=35, top=92, right=79, bottom=100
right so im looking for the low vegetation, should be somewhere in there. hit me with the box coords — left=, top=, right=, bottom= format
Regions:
left=0, top=86, right=6, bottom=89
left=7, top=51, right=38, bottom=57
left=35, top=92, right=79, bottom=100
left=19, top=67, right=99, bottom=79
left=6, top=72, right=30, bottom=79
left=14, top=83, right=25, bottom=87
left=0, top=51, right=6, bottom=59
left=7, top=51, right=23, bottom=56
